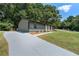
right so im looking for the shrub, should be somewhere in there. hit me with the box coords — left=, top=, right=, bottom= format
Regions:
left=0, top=22, right=14, bottom=31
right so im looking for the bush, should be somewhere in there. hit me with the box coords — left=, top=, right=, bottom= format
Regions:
left=0, top=22, right=14, bottom=31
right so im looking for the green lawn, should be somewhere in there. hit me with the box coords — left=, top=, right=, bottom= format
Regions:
left=39, top=30, right=79, bottom=55
left=0, top=32, right=8, bottom=56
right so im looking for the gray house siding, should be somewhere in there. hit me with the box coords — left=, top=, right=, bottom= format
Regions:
left=18, top=20, right=29, bottom=32
left=18, top=19, right=54, bottom=32
left=29, top=22, right=45, bottom=32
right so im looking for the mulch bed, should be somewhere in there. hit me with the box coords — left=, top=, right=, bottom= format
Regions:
left=30, top=32, right=42, bottom=35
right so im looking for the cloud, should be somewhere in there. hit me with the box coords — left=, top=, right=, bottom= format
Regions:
left=58, top=5, right=72, bottom=12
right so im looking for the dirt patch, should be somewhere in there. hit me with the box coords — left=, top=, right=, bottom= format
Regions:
left=30, top=32, right=42, bottom=35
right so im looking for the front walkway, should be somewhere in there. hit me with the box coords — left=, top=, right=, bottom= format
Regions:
left=33, top=32, right=53, bottom=36
left=4, top=32, right=77, bottom=56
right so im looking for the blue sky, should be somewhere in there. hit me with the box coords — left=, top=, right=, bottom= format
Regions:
left=49, top=3, right=79, bottom=21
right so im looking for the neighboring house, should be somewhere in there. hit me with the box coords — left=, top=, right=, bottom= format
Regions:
left=18, top=19, right=54, bottom=32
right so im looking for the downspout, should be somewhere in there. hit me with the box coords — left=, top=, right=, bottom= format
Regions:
left=28, top=20, right=29, bottom=32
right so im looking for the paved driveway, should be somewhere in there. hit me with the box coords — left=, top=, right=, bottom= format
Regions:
left=4, top=32, right=77, bottom=56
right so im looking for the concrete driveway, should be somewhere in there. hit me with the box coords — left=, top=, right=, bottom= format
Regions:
left=4, top=32, right=77, bottom=56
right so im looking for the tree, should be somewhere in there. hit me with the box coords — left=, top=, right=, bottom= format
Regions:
left=0, top=3, right=61, bottom=31
left=70, top=15, right=79, bottom=31
left=61, top=16, right=74, bottom=30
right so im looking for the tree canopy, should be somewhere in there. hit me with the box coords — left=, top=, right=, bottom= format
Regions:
left=61, top=15, right=79, bottom=31
left=0, top=3, right=61, bottom=31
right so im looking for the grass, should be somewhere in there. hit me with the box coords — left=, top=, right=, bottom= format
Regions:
left=0, top=32, right=8, bottom=56
left=39, top=30, right=79, bottom=55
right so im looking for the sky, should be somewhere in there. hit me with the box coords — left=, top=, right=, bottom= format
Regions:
left=49, top=3, right=79, bottom=21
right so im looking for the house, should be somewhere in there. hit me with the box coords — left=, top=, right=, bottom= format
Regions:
left=18, top=19, right=54, bottom=32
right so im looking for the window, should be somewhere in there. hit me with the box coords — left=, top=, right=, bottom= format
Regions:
left=34, top=24, right=37, bottom=29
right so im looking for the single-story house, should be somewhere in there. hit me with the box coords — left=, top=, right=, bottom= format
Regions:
left=18, top=19, right=54, bottom=32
